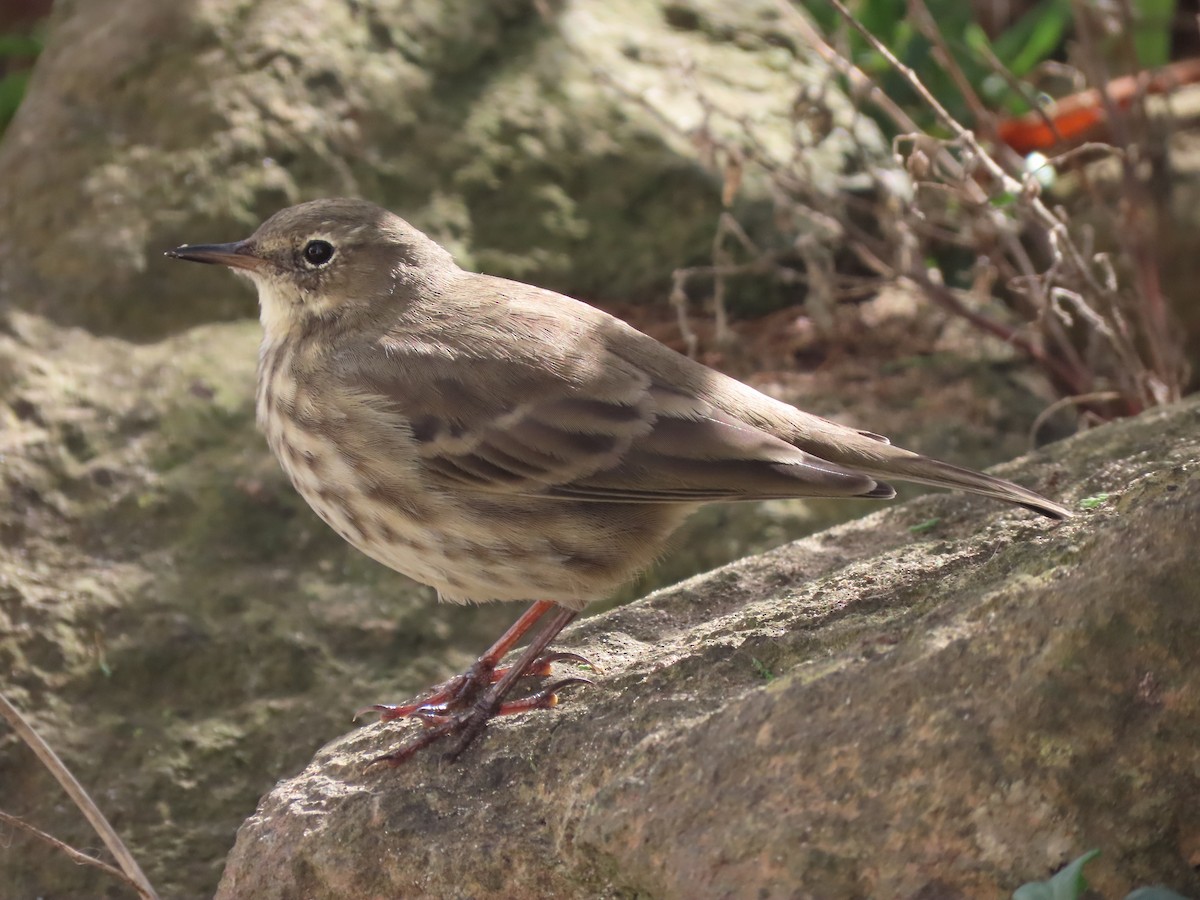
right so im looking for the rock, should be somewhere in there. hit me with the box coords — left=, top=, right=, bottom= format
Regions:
left=0, top=311, right=523, bottom=899
left=0, top=0, right=882, bottom=339
left=216, top=398, right=1200, bottom=900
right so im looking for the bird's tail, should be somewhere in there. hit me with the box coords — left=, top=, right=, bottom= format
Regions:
left=866, top=453, right=1072, bottom=520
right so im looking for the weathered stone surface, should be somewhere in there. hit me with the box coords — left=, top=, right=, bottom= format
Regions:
left=0, top=0, right=880, bottom=339
left=216, top=399, right=1200, bottom=900
left=0, top=311, right=524, bottom=899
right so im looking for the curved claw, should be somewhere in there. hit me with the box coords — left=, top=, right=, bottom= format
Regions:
left=355, top=704, right=394, bottom=722
left=363, top=603, right=587, bottom=768
left=356, top=648, right=598, bottom=725
left=354, top=668, right=486, bottom=723
left=532, top=651, right=604, bottom=676
left=499, top=676, right=595, bottom=714
left=412, top=708, right=454, bottom=728
left=541, top=675, right=596, bottom=693
left=356, top=701, right=433, bottom=723
left=368, top=718, right=459, bottom=769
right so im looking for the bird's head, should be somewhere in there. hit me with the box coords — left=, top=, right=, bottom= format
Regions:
left=167, top=198, right=457, bottom=339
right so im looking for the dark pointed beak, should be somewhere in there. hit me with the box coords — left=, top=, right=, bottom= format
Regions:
left=164, top=241, right=267, bottom=272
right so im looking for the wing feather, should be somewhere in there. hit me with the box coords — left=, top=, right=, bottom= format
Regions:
left=348, top=328, right=885, bottom=503
left=323, top=271, right=1064, bottom=519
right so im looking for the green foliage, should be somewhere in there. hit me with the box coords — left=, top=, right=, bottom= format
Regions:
left=806, top=0, right=1069, bottom=128
left=805, top=0, right=1175, bottom=132
left=0, top=31, right=41, bottom=134
left=0, top=33, right=41, bottom=57
left=1013, top=850, right=1190, bottom=900
left=982, top=0, right=1071, bottom=79
left=1014, top=850, right=1099, bottom=900
left=0, top=69, right=30, bottom=130
left=750, top=656, right=775, bottom=682
left=1131, top=0, right=1176, bottom=68
left=907, top=517, right=940, bottom=534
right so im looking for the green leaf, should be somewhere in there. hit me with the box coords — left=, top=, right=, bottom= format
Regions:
left=0, top=33, right=42, bottom=58
left=992, top=0, right=1071, bottom=77
left=908, top=518, right=941, bottom=534
left=963, top=22, right=992, bottom=56
left=0, top=71, right=31, bottom=131
left=1131, top=0, right=1176, bottom=68
left=857, top=0, right=907, bottom=43
left=751, top=657, right=775, bottom=682
left=1013, top=850, right=1100, bottom=900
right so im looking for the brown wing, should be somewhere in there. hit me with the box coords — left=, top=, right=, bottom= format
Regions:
left=346, top=295, right=890, bottom=504
left=335, top=271, right=1068, bottom=518
left=422, top=389, right=889, bottom=502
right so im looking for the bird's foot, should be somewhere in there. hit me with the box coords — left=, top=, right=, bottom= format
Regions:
left=361, top=602, right=587, bottom=767
left=357, top=650, right=598, bottom=723
left=366, top=675, right=594, bottom=768
left=356, top=659, right=491, bottom=723
left=355, top=652, right=600, bottom=724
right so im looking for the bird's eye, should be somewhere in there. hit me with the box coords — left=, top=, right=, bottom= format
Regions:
left=303, top=240, right=335, bottom=267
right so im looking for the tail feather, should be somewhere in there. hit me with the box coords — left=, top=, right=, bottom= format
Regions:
left=871, top=455, right=1072, bottom=520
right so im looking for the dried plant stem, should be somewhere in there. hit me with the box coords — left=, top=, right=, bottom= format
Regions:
left=593, top=0, right=1182, bottom=417
left=0, top=810, right=137, bottom=888
left=822, top=0, right=1140, bottom=313
left=904, top=269, right=1085, bottom=392
left=973, top=38, right=1066, bottom=151
left=906, top=0, right=991, bottom=134
left=1029, top=391, right=1124, bottom=443
left=1070, top=0, right=1181, bottom=401
left=0, top=691, right=160, bottom=900
left=772, top=0, right=921, bottom=135
left=806, top=0, right=1185, bottom=411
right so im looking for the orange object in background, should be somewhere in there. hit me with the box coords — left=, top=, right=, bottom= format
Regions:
left=995, top=57, right=1200, bottom=154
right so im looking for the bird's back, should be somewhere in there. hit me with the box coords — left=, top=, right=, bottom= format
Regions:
left=253, top=264, right=1066, bottom=611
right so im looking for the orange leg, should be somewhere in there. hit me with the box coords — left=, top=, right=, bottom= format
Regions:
left=370, top=604, right=587, bottom=767
left=361, top=600, right=561, bottom=722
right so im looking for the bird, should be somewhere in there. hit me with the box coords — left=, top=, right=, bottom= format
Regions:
left=166, top=198, right=1071, bottom=765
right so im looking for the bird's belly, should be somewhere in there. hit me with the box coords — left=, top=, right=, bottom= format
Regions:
left=264, top=418, right=681, bottom=608
left=270, top=438, right=446, bottom=585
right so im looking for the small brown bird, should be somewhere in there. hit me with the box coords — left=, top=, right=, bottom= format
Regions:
left=167, top=198, right=1070, bottom=764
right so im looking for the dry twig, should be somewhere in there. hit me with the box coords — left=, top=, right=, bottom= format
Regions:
left=0, top=691, right=160, bottom=900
